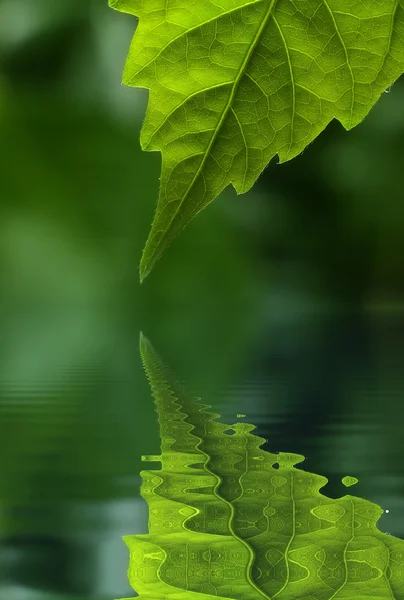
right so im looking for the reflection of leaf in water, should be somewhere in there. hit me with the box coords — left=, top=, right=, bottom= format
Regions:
left=341, top=475, right=359, bottom=488
left=122, top=333, right=404, bottom=600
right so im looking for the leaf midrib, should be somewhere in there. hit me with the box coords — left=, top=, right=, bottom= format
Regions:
left=140, top=0, right=279, bottom=279
left=327, top=497, right=355, bottom=600
left=272, top=473, right=296, bottom=598
left=196, top=427, right=273, bottom=600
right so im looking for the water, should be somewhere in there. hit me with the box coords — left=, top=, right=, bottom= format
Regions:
left=1, top=309, right=403, bottom=599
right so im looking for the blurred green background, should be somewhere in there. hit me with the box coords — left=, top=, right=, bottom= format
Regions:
left=0, top=2, right=403, bottom=599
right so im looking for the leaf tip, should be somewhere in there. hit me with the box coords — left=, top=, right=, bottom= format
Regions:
left=139, top=262, right=149, bottom=284
left=139, top=243, right=158, bottom=283
left=139, top=331, right=149, bottom=354
left=139, top=332, right=158, bottom=367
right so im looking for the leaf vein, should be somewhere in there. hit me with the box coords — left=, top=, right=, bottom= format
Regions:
left=231, top=108, right=249, bottom=190
left=128, top=0, right=263, bottom=86
left=321, top=0, right=355, bottom=127
left=146, top=0, right=280, bottom=271
left=144, top=81, right=233, bottom=149
left=272, top=14, right=296, bottom=154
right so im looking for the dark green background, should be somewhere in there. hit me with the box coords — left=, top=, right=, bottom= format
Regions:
left=0, top=2, right=403, bottom=599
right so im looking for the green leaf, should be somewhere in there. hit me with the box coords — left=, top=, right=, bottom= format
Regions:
left=125, top=333, right=404, bottom=600
left=110, top=0, right=404, bottom=280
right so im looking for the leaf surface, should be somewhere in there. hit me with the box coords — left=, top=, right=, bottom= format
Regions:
left=110, top=0, right=404, bottom=279
left=124, top=333, right=404, bottom=600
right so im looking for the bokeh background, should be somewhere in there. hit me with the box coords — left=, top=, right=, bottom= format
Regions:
left=0, top=2, right=403, bottom=599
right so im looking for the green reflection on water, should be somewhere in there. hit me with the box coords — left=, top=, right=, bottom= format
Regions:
left=129, top=333, right=404, bottom=600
